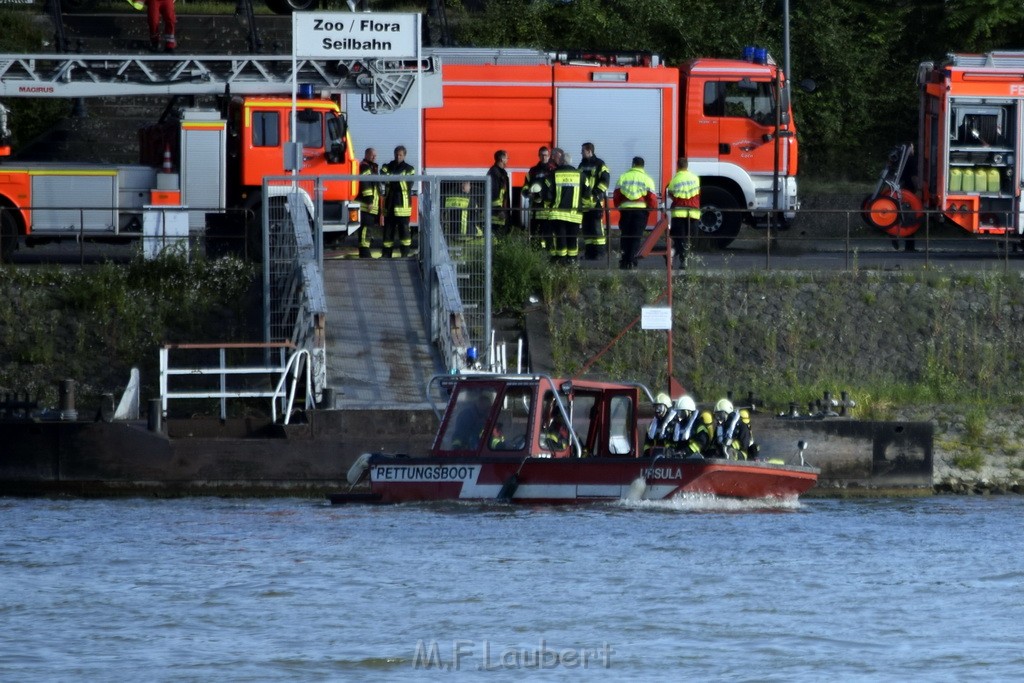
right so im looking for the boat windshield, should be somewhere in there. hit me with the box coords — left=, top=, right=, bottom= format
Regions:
left=489, top=385, right=533, bottom=451
left=438, top=386, right=498, bottom=451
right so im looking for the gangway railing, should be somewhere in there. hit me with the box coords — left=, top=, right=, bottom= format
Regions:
left=159, top=342, right=313, bottom=423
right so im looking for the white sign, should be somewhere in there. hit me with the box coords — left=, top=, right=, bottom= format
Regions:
left=641, top=306, right=673, bottom=331
left=292, top=12, right=419, bottom=59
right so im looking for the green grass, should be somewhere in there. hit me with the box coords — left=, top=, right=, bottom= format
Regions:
left=951, top=450, right=985, bottom=472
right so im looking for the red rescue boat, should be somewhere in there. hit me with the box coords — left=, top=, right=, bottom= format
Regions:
left=329, top=374, right=818, bottom=505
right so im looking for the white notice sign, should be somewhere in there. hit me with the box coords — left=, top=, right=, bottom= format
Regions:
left=641, top=306, right=672, bottom=330
left=292, top=12, right=419, bottom=59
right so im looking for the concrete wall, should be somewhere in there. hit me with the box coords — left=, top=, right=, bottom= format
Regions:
left=0, top=409, right=931, bottom=497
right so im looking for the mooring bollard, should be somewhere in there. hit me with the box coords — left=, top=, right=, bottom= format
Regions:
left=59, top=379, right=78, bottom=421
left=100, top=393, right=114, bottom=423
left=147, top=398, right=162, bottom=433
left=320, top=387, right=335, bottom=410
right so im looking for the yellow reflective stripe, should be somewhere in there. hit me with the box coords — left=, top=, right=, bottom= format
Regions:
left=28, top=169, right=118, bottom=176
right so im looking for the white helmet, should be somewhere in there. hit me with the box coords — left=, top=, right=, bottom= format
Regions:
left=714, top=398, right=734, bottom=414
left=655, top=393, right=672, bottom=409
left=675, top=395, right=696, bottom=412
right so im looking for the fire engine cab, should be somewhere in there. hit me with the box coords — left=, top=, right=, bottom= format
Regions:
left=0, top=52, right=437, bottom=261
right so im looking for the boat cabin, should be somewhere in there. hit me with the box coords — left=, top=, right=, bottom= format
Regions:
left=429, top=375, right=648, bottom=458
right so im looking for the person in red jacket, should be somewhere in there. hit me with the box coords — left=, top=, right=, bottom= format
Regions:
left=145, top=0, right=177, bottom=53
left=612, top=156, right=658, bottom=270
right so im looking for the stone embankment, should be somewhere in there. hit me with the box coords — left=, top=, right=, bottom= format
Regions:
left=544, top=267, right=1024, bottom=494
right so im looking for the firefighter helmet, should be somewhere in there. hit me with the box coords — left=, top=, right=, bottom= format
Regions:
left=675, top=395, right=696, bottom=413
left=655, top=393, right=672, bottom=408
left=714, top=398, right=734, bottom=414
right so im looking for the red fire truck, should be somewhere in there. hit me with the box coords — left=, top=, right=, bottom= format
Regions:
left=346, top=46, right=800, bottom=247
left=0, top=53, right=433, bottom=261
left=863, top=51, right=1024, bottom=241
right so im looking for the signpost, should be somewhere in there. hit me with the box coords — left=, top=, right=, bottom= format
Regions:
left=292, top=12, right=419, bottom=59
left=289, top=12, right=424, bottom=172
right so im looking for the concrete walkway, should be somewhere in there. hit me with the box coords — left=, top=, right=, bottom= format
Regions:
left=322, top=258, right=444, bottom=410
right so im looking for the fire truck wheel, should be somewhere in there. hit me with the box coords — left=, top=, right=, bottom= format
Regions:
left=697, top=186, right=741, bottom=249
left=265, top=0, right=320, bottom=13
left=0, top=210, right=18, bottom=262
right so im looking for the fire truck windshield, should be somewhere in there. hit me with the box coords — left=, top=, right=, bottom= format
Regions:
left=293, top=109, right=323, bottom=149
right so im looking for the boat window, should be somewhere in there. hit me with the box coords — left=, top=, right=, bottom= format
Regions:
left=608, top=395, right=633, bottom=455
left=489, top=386, right=533, bottom=451
left=540, top=391, right=571, bottom=454
left=438, top=386, right=497, bottom=451
left=570, top=393, right=596, bottom=457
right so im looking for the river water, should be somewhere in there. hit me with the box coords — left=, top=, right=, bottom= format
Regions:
left=2, top=495, right=1022, bottom=681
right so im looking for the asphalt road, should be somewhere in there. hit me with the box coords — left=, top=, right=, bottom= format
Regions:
left=10, top=232, right=1024, bottom=273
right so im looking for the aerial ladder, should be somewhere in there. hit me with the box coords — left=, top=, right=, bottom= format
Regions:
left=0, top=52, right=439, bottom=111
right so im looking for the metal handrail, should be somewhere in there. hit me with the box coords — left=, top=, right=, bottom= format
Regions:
left=271, top=349, right=314, bottom=425
left=159, top=342, right=304, bottom=422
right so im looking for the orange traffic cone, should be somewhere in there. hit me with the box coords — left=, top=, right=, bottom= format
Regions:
left=161, top=144, right=173, bottom=173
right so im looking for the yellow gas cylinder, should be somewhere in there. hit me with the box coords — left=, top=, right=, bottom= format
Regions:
left=961, top=167, right=975, bottom=192
left=949, top=167, right=962, bottom=192
left=987, top=167, right=1001, bottom=193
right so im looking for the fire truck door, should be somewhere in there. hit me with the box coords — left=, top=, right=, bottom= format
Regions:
left=706, top=79, right=778, bottom=173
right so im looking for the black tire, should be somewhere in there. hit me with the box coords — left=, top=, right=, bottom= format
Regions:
left=697, top=185, right=742, bottom=249
left=0, top=209, right=19, bottom=263
left=265, top=0, right=320, bottom=13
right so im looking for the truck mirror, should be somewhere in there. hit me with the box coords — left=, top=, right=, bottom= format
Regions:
left=326, top=140, right=345, bottom=164
left=799, top=78, right=816, bottom=93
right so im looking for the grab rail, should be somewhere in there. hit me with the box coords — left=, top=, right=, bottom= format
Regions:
left=159, top=342, right=311, bottom=423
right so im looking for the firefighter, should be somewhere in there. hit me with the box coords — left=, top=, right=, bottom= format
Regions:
left=523, top=146, right=554, bottom=248
left=145, top=0, right=177, bottom=53
left=578, top=142, right=610, bottom=260
left=691, top=409, right=717, bottom=458
left=644, top=392, right=674, bottom=455
left=613, top=156, right=658, bottom=270
left=666, top=157, right=701, bottom=269
left=541, top=150, right=586, bottom=264
left=381, top=145, right=415, bottom=258
left=357, top=147, right=381, bottom=259
left=710, top=398, right=757, bottom=460
left=707, top=398, right=735, bottom=458
left=735, top=409, right=759, bottom=460
left=487, top=149, right=511, bottom=234
left=443, top=181, right=480, bottom=239
left=669, top=394, right=702, bottom=456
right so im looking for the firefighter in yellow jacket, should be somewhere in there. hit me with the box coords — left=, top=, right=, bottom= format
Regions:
left=578, top=142, right=610, bottom=260
left=541, top=150, right=586, bottom=264
left=665, top=157, right=701, bottom=269
left=613, top=156, right=658, bottom=270
left=357, top=147, right=381, bottom=258
left=381, top=145, right=415, bottom=258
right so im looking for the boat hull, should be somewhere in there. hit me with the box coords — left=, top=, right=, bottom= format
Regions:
left=351, top=455, right=818, bottom=504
